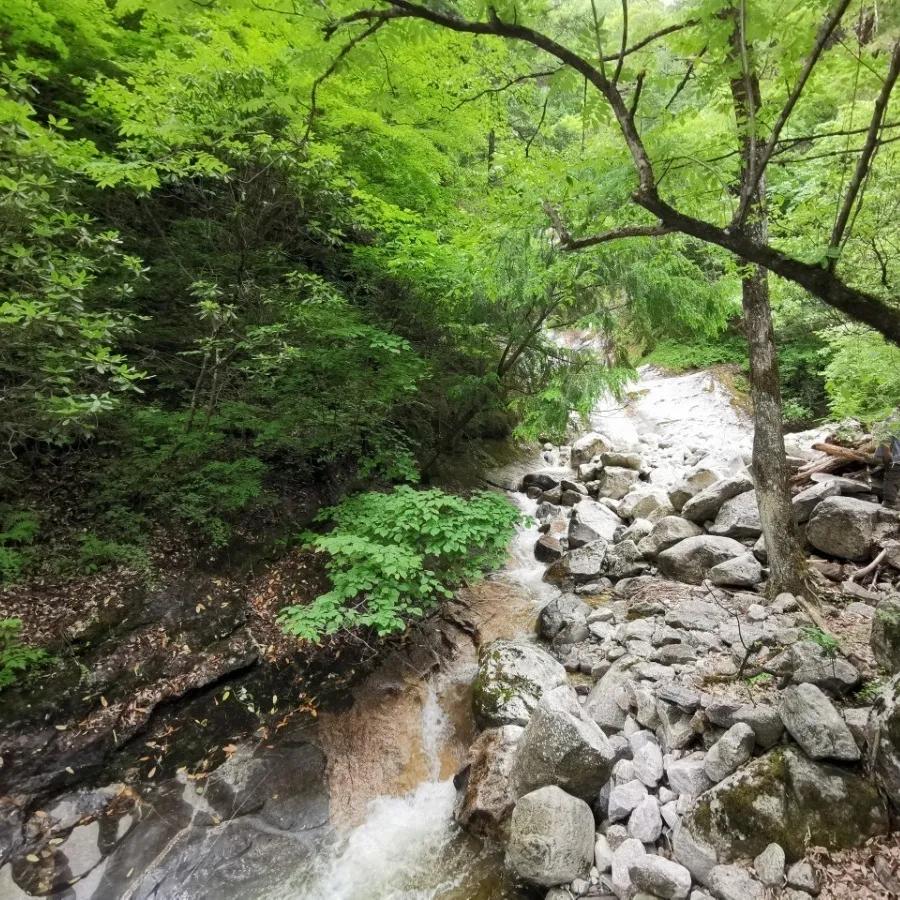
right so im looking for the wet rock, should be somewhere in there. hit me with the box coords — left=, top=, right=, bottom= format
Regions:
left=871, top=595, right=900, bottom=673
left=512, top=686, right=614, bottom=800
left=627, top=795, right=662, bottom=843
left=792, top=481, right=840, bottom=524
left=637, top=516, right=705, bottom=559
left=569, top=500, right=623, bottom=548
left=598, top=466, right=641, bottom=501
left=455, top=725, right=523, bottom=836
left=709, top=491, right=762, bottom=540
left=560, top=489, right=584, bottom=507
left=522, top=472, right=561, bottom=492
left=669, top=466, right=722, bottom=513
left=506, top=786, right=595, bottom=887
left=473, top=640, right=567, bottom=727
left=707, top=864, right=765, bottom=900
left=703, top=723, right=754, bottom=783
left=629, top=856, right=692, bottom=900
left=764, top=640, right=860, bottom=695
left=708, top=554, right=763, bottom=588
left=705, top=701, right=783, bottom=749
left=657, top=536, right=747, bottom=585
left=545, top=541, right=609, bottom=585
left=753, top=843, right=785, bottom=887
left=682, top=747, right=888, bottom=861
left=535, top=535, right=564, bottom=563
left=571, top=432, right=612, bottom=467
left=807, top=496, right=899, bottom=562
left=681, top=474, right=754, bottom=524
left=779, top=683, right=859, bottom=761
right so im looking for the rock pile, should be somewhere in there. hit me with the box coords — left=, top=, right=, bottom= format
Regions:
left=454, top=422, right=900, bottom=899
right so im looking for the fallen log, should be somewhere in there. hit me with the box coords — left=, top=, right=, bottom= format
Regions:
left=810, top=442, right=875, bottom=464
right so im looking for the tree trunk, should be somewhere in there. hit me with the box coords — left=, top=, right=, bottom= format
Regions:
left=729, top=21, right=809, bottom=597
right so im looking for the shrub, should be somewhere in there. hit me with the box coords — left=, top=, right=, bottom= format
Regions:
left=0, top=508, right=39, bottom=582
left=278, top=486, right=520, bottom=640
left=0, top=618, right=51, bottom=689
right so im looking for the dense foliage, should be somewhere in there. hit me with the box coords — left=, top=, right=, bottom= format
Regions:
left=279, top=486, right=520, bottom=639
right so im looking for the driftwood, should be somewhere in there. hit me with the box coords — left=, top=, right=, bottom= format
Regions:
left=791, top=442, right=877, bottom=487
left=810, top=442, right=875, bottom=464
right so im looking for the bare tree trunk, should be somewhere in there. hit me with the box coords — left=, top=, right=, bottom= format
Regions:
left=730, top=19, right=809, bottom=597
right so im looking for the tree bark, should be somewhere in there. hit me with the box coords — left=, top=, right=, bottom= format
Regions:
left=729, top=19, right=809, bottom=597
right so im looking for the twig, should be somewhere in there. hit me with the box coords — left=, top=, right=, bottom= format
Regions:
left=849, top=547, right=887, bottom=583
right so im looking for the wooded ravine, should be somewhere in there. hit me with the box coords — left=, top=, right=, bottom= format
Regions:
left=2, top=0, right=900, bottom=898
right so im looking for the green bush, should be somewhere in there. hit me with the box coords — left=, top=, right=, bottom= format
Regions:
left=278, top=486, right=520, bottom=640
left=0, top=508, right=39, bottom=582
left=0, top=618, right=51, bottom=689
left=642, top=336, right=748, bottom=372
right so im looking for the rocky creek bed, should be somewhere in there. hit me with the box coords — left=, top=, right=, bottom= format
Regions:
left=3, top=366, right=900, bottom=900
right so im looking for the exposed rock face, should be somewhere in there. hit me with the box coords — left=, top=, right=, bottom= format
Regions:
left=682, top=747, right=888, bottom=862
left=681, top=473, right=754, bottom=524
left=709, top=490, right=762, bottom=539
left=505, top=786, right=595, bottom=886
left=568, top=499, right=622, bottom=548
left=637, top=516, right=704, bottom=559
left=806, top=496, right=899, bottom=561
left=571, top=432, right=611, bottom=466
left=473, top=640, right=567, bottom=727
left=455, top=725, right=523, bottom=836
left=871, top=595, right=900, bottom=674
left=778, top=683, right=860, bottom=761
left=657, top=535, right=747, bottom=584
left=511, top=686, right=614, bottom=800
left=544, top=541, right=608, bottom=584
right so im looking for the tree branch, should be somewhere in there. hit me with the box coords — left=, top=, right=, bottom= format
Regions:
left=828, top=39, right=900, bottom=263
left=734, top=0, right=852, bottom=226
left=630, top=70, right=645, bottom=118
left=448, top=67, right=561, bottom=110
left=525, top=93, right=550, bottom=157
left=612, top=0, right=628, bottom=84
left=543, top=202, right=672, bottom=248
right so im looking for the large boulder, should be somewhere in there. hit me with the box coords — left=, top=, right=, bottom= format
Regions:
left=708, top=553, right=764, bottom=588
left=512, top=686, right=615, bottom=800
left=637, top=516, right=704, bottom=559
left=455, top=725, right=523, bottom=836
left=473, top=640, right=567, bottom=727
left=764, top=640, right=860, bottom=696
left=620, top=487, right=674, bottom=522
left=870, top=674, right=900, bottom=809
left=806, top=496, right=899, bottom=561
left=544, top=541, right=608, bottom=585
left=657, top=535, right=747, bottom=585
left=682, top=747, right=888, bottom=862
left=709, top=490, right=762, bottom=539
left=584, top=659, right=634, bottom=734
left=506, top=786, right=595, bottom=886
left=597, top=466, right=641, bottom=500
left=538, top=595, right=590, bottom=641
left=792, top=480, right=839, bottom=524
left=871, top=594, right=900, bottom=674
left=601, top=451, right=642, bottom=471
left=681, top=473, right=754, bottom=524
left=568, top=500, right=622, bottom=549
left=522, top=472, right=561, bottom=492
left=778, top=683, right=860, bottom=761
left=602, top=539, right=648, bottom=579
left=571, top=432, right=611, bottom=466
left=669, top=465, right=721, bottom=513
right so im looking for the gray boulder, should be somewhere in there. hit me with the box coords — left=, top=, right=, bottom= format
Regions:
left=506, top=786, right=595, bottom=886
left=611, top=837, right=646, bottom=897
left=666, top=752, right=712, bottom=798
left=657, top=535, right=747, bottom=585
left=705, top=700, right=784, bottom=749
left=869, top=673, right=900, bottom=809
left=709, top=490, right=762, bottom=539
left=621, top=487, right=674, bottom=522
left=704, top=723, right=755, bottom=782
left=708, top=553, right=764, bottom=588
left=753, top=842, right=785, bottom=887
left=792, top=480, right=840, bottom=524
left=544, top=541, right=608, bottom=585
left=598, top=466, right=641, bottom=500
left=455, top=725, right=523, bottom=836
left=538, top=595, right=590, bottom=641
left=707, top=865, right=765, bottom=900
left=637, top=516, right=704, bottom=559
left=807, top=496, right=899, bottom=561
left=871, top=594, right=900, bottom=674
left=627, top=795, right=663, bottom=843
left=522, top=472, right=561, bottom=492
left=534, top=534, right=564, bottom=563
left=682, top=473, right=754, bottom=524
left=584, top=659, right=634, bottom=734
left=568, top=499, right=622, bottom=548
left=603, top=539, right=648, bottom=579
left=629, top=856, right=692, bottom=900
left=779, top=683, right=860, bottom=761
left=764, top=640, right=860, bottom=695
left=512, top=686, right=614, bottom=800
left=473, top=640, right=567, bottom=727
left=571, top=432, right=611, bottom=466
left=601, top=450, right=642, bottom=470
left=669, top=465, right=721, bottom=513
left=682, top=747, right=888, bottom=861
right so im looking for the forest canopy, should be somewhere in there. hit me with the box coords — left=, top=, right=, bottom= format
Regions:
left=1, top=0, right=898, bottom=592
